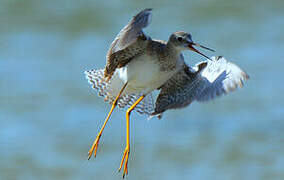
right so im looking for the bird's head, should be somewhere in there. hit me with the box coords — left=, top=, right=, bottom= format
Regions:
left=169, top=31, right=214, bottom=59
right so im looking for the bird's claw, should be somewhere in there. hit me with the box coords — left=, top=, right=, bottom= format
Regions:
left=87, top=135, right=101, bottom=160
left=118, top=147, right=130, bottom=178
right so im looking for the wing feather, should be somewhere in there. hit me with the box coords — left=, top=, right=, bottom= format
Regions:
left=152, top=56, right=249, bottom=115
left=104, top=8, right=152, bottom=80
left=195, top=56, right=249, bottom=101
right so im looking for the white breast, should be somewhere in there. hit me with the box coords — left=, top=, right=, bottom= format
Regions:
left=117, top=54, right=181, bottom=95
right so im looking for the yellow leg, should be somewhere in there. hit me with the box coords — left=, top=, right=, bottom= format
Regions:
left=87, top=83, right=128, bottom=160
left=118, top=95, right=145, bottom=178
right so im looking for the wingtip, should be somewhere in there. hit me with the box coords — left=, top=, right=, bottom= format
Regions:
left=135, top=8, right=153, bottom=18
left=130, top=8, right=153, bottom=28
left=143, top=8, right=153, bottom=12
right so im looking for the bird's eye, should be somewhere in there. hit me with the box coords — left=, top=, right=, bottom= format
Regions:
left=177, top=37, right=182, bottom=42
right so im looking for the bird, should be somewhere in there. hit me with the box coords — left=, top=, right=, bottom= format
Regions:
left=84, top=8, right=249, bottom=178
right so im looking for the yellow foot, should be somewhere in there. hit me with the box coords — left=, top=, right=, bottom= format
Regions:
left=87, top=134, right=101, bottom=160
left=118, top=147, right=130, bottom=178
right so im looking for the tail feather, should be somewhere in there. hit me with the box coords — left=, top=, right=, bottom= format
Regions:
left=85, top=69, right=154, bottom=116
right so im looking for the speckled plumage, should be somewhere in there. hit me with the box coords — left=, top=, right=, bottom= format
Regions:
left=84, top=9, right=250, bottom=178
left=104, top=33, right=149, bottom=81
left=152, top=56, right=249, bottom=115
left=85, top=8, right=249, bottom=117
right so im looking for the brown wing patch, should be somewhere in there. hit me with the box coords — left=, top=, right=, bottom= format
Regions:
left=104, top=34, right=148, bottom=81
left=152, top=63, right=208, bottom=115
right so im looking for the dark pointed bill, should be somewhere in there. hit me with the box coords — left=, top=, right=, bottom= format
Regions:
left=193, top=43, right=215, bottom=52
left=188, top=42, right=214, bottom=60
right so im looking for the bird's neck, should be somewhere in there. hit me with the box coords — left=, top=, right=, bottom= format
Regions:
left=165, top=42, right=182, bottom=57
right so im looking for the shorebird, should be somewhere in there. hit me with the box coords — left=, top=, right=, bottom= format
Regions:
left=85, top=8, right=249, bottom=178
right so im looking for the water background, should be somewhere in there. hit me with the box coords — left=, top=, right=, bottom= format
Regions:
left=1, top=0, right=284, bottom=179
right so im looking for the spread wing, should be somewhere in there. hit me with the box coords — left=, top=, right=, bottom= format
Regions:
left=104, top=8, right=152, bottom=80
left=152, top=56, right=249, bottom=115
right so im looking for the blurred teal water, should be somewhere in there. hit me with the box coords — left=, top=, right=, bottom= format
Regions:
left=1, top=0, right=284, bottom=179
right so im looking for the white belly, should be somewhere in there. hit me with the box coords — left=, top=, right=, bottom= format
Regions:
left=117, top=54, right=179, bottom=95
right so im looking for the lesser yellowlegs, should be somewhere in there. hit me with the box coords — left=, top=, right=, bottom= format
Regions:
left=85, top=8, right=249, bottom=178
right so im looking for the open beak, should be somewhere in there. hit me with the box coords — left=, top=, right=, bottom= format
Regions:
left=188, top=42, right=214, bottom=60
